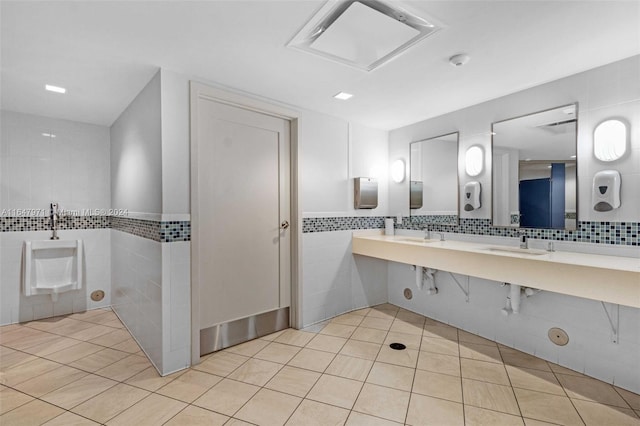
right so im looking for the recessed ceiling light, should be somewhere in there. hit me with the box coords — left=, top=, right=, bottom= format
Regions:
left=449, top=53, right=470, bottom=67
left=41, top=133, right=56, bottom=138
left=45, top=84, right=66, bottom=94
left=334, top=92, right=353, bottom=100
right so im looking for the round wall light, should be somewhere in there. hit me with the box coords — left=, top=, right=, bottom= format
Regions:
left=594, top=119, right=627, bottom=162
left=465, top=145, right=484, bottom=177
left=391, top=159, right=405, bottom=183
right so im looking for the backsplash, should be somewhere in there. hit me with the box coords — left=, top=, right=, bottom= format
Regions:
left=303, top=216, right=639, bottom=246
left=0, top=216, right=190, bottom=242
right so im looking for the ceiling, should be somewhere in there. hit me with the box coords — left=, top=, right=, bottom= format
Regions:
left=2, top=1, right=639, bottom=130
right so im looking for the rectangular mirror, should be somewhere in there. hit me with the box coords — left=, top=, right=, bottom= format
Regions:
left=492, top=104, right=577, bottom=230
left=410, top=132, right=459, bottom=225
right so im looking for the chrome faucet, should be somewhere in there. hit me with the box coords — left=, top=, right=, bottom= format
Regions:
left=518, top=230, right=528, bottom=249
left=50, top=202, right=60, bottom=240
left=425, top=229, right=445, bottom=241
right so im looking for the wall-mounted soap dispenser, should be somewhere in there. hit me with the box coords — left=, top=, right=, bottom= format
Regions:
left=592, top=170, right=621, bottom=211
left=464, top=181, right=481, bottom=211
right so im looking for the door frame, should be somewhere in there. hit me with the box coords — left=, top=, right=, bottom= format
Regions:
left=189, top=82, right=301, bottom=365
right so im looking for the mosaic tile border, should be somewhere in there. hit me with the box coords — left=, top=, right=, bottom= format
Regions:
left=304, top=216, right=639, bottom=246
left=406, top=215, right=459, bottom=226
left=1, top=216, right=191, bottom=243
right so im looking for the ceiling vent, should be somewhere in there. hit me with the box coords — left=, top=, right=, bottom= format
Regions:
left=287, top=0, right=443, bottom=71
left=535, top=119, right=577, bottom=134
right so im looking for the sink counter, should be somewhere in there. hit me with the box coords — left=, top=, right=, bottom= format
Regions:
left=352, top=234, right=640, bottom=308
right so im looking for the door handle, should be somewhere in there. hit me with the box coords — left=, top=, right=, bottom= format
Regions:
left=280, top=220, right=290, bottom=230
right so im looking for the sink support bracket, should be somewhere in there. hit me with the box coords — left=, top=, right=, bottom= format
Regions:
left=448, top=272, right=469, bottom=302
left=600, top=301, right=619, bottom=344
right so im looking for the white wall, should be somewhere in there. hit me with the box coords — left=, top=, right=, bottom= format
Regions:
left=110, top=71, right=162, bottom=214
left=0, top=111, right=111, bottom=325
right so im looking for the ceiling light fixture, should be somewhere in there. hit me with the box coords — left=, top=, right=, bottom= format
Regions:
left=45, top=84, right=66, bottom=94
left=449, top=53, right=470, bottom=67
left=288, top=0, right=443, bottom=72
left=334, top=92, right=353, bottom=100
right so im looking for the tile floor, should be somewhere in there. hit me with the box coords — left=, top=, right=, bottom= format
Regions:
left=1, top=304, right=639, bottom=425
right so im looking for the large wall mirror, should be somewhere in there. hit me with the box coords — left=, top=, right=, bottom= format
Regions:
left=492, top=104, right=578, bottom=230
left=410, top=132, right=459, bottom=225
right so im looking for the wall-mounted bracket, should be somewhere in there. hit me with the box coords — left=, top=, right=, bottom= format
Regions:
left=447, top=272, right=469, bottom=302
left=601, top=301, right=620, bottom=344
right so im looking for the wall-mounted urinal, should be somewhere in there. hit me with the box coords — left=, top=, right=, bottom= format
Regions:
left=23, top=240, right=83, bottom=302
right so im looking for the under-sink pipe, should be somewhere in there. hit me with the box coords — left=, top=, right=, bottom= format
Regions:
left=525, top=288, right=542, bottom=297
left=501, top=283, right=521, bottom=315
left=414, top=266, right=438, bottom=294
left=415, top=266, right=424, bottom=290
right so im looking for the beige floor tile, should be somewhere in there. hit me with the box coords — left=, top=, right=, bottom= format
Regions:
left=226, top=419, right=256, bottom=426
left=416, top=351, right=460, bottom=377
left=459, top=341, right=504, bottom=364
left=366, top=362, right=414, bottom=391
left=68, top=309, right=109, bottom=321
left=339, top=340, right=381, bottom=360
left=274, top=329, right=316, bottom=347
left=68, top=348, right=130, bottom=372
left=4, top=329, right=60, bottom=351
left=255, top=341, right=301, bottom=363
left=350, top=308, right=372, bottom=316
left=0, top=385, right=34, bottom=414
left=164, top=405, right=229, bottom=426
left=235, top=388, right=301, bottom=426
left=88, top=329, right=131, bottom=347
left=359, top=316, right=393, bottom=331
left=370, top=304, right=399, bottom=314
left=463, top=378, right=520, bottom=416
left=42, top=411, right=100, bottom=425
left=286, top=399, right=350, bottom=425
left=72, top=383, right=149, bottom=423
left=157, top=369, right=222, bottom=402
left=422, top=324, right=459, bottom=341
left=464, top=405, right=524, bottom=426
left=376, top=345, right=419, bottom=368
left=260, top=329, right=287, bottom=341
left=2, top=357, right=61, bottom=387
left=95, top=354, right=150, bottom=381
left=350, top=327, right=388, bottom=344
left=106, top=393, right=187, bottom=426
left=302, top=322, right=329, bottom=333
left=413, top=369, right=462, bottom=402
left=353, top=383, right=410, bottom=423
left=66, top=324, right=115, bottom=341
left=102, top=319, right=125, bottom=328
left=0, top=350, right=38, bottom=374
left=556, top=373, right=629, bottom=408
left=124, top=366, right=182, bottom=391
left=616, top=386, right=640, bottom=410
left=420, top=336, right=459, bottom=356
left=523, top=418, right=565, bottom=426
left=44, top=341, right=103, bottom=364
left=500, top=347, right=552, bottom=372
left=193, top=378, right=260, bottom=416
left=307, top=374, right=363, bottom=409
left=384, top=331, right=422, bottom=350
left=346, top=411, right=403, bottom=425
left=41, top=374, right=118, bottom=409
left=406, top=393, right=464, bottom=426
left=193, top=351, right=249, bottom=376
left=547, top=363, right=584, bottom=377
left=265, top=365, right=321, bottom=397
left=389, top=320, right=423, bottom=336
left=0, top=327, right=46, bottom=346
left=572, top=398, right=640, bottom=426
left=14, top=365, right=87, bottom=397
left=110, top=338, right=142, bottom=353
left=514, top=388, right=583, bottom=425
left=306, top=334, right=348, bottom=353
left=395, top=310, right=426, bottom=325
left=331, top=313, right=364, bottom=327
left=288, top=348, right=335, bottom=372
left=461, top=358, right=510, bottom=386
left=506, top=365, right=565, bottom=395
left=458, top=330, right=497, bottom=347
left=325, top=354, right=374, bottom=381
left=225, top=338, right=271, bottom=357
left=228, top=358, right=282, bottom=386
left=50, top=319, right=96, bottom=337
left=23, top=317, right=74, bottom=333
left=22, top=336, right=83, bottom=357
left=319, top=323, right=357, bottom=338
left=0, top=399, right=65, bottom=426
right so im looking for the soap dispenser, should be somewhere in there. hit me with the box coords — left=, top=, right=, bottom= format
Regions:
left=592, top=170, right=621, bottom=212
left=464, top=181, right=481, bottom=211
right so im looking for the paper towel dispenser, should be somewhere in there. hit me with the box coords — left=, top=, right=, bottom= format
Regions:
left=354, top=177, right=378, bottom=209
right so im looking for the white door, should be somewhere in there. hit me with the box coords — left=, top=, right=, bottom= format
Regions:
left=194, top=97, right=291, bottom=352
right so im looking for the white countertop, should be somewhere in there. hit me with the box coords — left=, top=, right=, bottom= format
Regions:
left=352, top=233, right=640, bottom=308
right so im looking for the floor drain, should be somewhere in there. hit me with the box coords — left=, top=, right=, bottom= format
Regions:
left=389, top=343, right=406, bottom=350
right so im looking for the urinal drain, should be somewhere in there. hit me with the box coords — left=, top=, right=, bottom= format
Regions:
left=389, top=343, right=406, bottom=350
left=91, top=290, right=105, bottom=302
